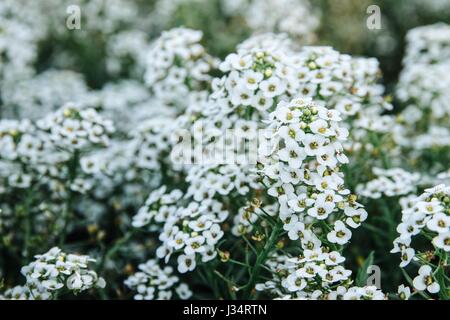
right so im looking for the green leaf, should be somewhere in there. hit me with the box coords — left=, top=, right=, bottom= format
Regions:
left=355, top=251, right=374, bottom=287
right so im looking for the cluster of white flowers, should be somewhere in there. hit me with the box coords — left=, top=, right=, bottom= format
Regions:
left=357, top=168, right=421, bottom=199
left=402, top=23, right=450, bottom=66
left=1, top=70, right=89, bottom=120
left=397, top=64, right=450, bottom=121
left=0, top=119, right=60, bottom=191
left=256, top=251, right=385, bottom=300
left=211, top=38, right=299, bottom=114
left=79, top=141, right=155, bottom=210
left=173, top=35, right=303, bottom=202
left=244, top=0, right=319, bottom=42
left=124, top=259, right=192, bottom=300
left=258, top=98, right=367, bottom=246
left=1, top=284, right=51, bottom=300
left=2, top=0, right=450, bottom=301
left=392, top=184, right=449, bottom=295
left=0, top=1, right=47, bottom=86
left=4, top=247, right=105, bottom=299
left=132, top=186, right=228, bottom=273
left=144, top=28, right=219, bottom=108
left=291, top=47, right=392, bottom=125
left=396, top=24, right=450, bottom=153
left=36, top=103, right=115, bottom=151
left=393, top=184, right=450, bottom=258
left=79, top=116, right=174, bottom=202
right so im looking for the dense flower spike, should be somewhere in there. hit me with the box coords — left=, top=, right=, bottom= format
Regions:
left=258, top=97, right=366, bottom=246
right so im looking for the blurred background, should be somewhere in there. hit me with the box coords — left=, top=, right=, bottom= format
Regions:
left=3, top=0, right=449, bottom=93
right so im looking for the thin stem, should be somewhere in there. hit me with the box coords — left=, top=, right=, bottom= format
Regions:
left=59, top=150, right=79, bottom=247
left=243, top=221, right=282, bottom=299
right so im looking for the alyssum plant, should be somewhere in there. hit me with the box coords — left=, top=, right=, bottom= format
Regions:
left=0, top=0, right=448, bottom=300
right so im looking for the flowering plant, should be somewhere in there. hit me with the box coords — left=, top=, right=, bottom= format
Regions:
left=0, top=0, right=449, bottom=301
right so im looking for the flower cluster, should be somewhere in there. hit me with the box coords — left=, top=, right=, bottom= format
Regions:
left=2, top=0, right=450, bottom=302
left=133, top=187, right=228, bottom=273
left=291, top=46, right=392, bottom=127
left=402, top=23, right=450, bottom=66
left=1, top=70, right=88, bottom=120
left=245, top=0, right=319, bottom=42
left=392, top=184, right=449, bottom=295
left=37, top=103, right=115, bottom=151
left=357, top=168, right=421, bottom=199
left=0, top=119, right=57, bottom=191
left=144, top=28, right=219, bottom=108
left=396, top=24, right=450, bottom=154
left=256, top=251, right=385, bottom=300
left=0, top=1, right=47, bottom=87
left=397, top=63, right=450, bottom=122
left=9, top=247, right=105, bottom=299
left=124, top=259, right=192, bottom=300
left=258, top=97, right=367, bottom=246
left=171, top=35, right=302, bottom=205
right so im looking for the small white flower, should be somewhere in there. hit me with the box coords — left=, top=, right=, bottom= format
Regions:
left=432, top=232, right=450, bottom=251
left=399, top=248, right=415, bottom=267
left=397, top=285, right=411, bottom=300
left=177, top=255, right=196, bottom=273
left=327, top=221, right=352, bottom=245
left=412, top=265, right=440, bottom=294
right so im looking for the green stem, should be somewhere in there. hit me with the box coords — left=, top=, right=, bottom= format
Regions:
left=59, top=151, right=79, bottom=248
left=97, top=230, right=134, bottom=273
left=243, top=221, right=282, bottom=299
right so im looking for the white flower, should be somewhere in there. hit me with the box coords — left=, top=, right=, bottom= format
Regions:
left=284, top=274, right=307, bottom=292
left=427, top=213, right=450, bottom=234
left=177, top=254, right=196, bottom=273
left=175, top=283, right=193, bottom=300
left=259, top=76, right=285, bottom=98
left=412, top=265, right=440, bottom=294
left=243, top=70, right=263, bottom=90
left=327, top=221, right=352, bottom=245
left=278, top=140, right=307, bottom=169
left=307, top=202, right=334, bottom=220
left=432, top=232, right=450, bottom=251
left=184, top=236, right=206, bottom=255
left=344, top=207, right=368, bottom=228
left=19, top=247, right=104, bottom=296
left=398, top=285, right=411, bottom=300
left=399, top=248, right=415, bottom=267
